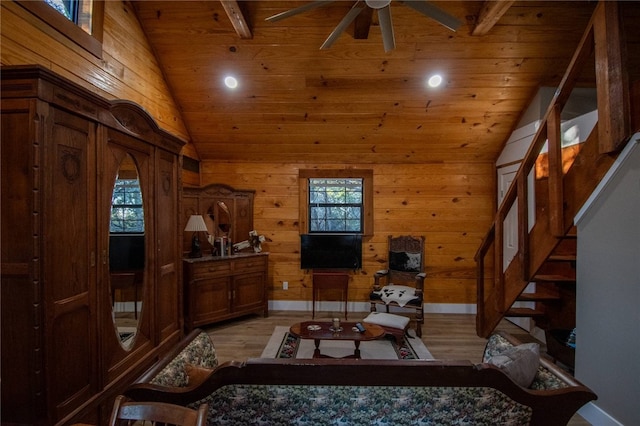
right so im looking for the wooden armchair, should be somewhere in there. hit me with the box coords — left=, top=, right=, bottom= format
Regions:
left=108, top=395, right=208, bottom=426
left=369, top=235, right=426, bottom=337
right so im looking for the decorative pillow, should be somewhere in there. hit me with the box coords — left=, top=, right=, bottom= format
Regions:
left=150, top=332, right=218, bottom=388
left=486, top=342, right=540, bottom=388
left=389, top=252, right=421, bottom=273
left=364, top=312, right=410, bottom=329
left=185, top=363, right=215, bottom=386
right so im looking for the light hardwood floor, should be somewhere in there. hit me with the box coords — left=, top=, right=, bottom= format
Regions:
left=203, top=310, right=590, bottom=425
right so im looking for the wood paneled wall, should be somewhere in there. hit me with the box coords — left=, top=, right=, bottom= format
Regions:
left=0, top=0, right=196, bottom=156
left=200, top=161, right=495, bottom=305
left=1, top=0, right=497, bottom=306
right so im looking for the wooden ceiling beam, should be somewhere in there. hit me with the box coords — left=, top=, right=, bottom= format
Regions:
left=471, top=0, right=514, bottom=36
left=220, top=0, right=252, bottom=39
left=353, top=7, right=373, bottom=40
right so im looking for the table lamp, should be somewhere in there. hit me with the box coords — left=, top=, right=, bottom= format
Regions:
left=184, top=214, right=208, bottom=258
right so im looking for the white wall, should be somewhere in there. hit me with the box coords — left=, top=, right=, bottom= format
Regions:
left=575, top=136, right=640, bottom=426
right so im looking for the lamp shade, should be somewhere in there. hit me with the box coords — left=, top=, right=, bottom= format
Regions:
left=184, top=215, right=208, bottom=232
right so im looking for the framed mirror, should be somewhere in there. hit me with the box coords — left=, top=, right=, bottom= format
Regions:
left=109, top=153, right=145, bottom=350
left=183, top=184, right=255, bottom=256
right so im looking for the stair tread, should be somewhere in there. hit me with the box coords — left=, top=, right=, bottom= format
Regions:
left=506, top=307, right=546, bottom=317
left=517, top=292, right=561, bottom=301
left=548, top=254, right=577, bottom=261
left=533, top=274, right=576, bottom=282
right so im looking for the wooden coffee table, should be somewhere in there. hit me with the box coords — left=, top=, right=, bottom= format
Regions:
left=289, top=321, right=385, bottom=359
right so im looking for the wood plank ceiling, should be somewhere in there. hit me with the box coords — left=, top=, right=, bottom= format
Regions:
left=132, top=1, right=597, bottom=164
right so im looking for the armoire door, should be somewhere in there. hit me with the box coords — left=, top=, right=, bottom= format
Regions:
left=44, top=105, right=99, bottom=422
left=101, top=128, right=155, bottom=384
left=155, top=149, right=183, bottom=340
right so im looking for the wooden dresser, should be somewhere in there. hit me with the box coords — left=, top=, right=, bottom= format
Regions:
left=183, top=253, right=269, bottom=330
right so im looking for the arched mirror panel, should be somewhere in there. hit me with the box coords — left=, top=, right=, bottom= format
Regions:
left=109, top=153, right=145, bottom=350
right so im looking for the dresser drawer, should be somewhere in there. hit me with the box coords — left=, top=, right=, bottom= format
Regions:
left=188, top=260, right=232, bottom=279
left=232, top=256, right=266, bottom=273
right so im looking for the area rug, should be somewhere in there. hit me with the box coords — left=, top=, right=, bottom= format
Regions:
left=260, top=326, right=433, bottom=360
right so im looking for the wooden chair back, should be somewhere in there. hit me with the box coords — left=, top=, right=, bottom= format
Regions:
left=108, top=395, right=208, bottom=426
left=386, top=235, right=425, bottom=285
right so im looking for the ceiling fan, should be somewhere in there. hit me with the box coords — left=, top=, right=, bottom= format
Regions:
left=265, top=0, right=462, bottom=52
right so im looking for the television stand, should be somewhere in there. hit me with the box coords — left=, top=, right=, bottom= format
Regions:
left=312, top=270, right=349, bottom=320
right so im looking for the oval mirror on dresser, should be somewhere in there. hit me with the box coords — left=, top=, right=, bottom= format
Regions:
left=109, top=153, right=145, bottom=350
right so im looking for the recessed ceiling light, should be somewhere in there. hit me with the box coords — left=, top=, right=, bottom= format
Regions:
left=427, top=74, right=443, bottom=88
left=224, top=76, right=238, bottom=89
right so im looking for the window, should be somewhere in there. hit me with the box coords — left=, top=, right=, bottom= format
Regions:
left=45, top=0, right=94, bottom=32
left=299, top=169, right=373, bottom=235
left=309, top=178, right=363, bottom=233
left=17, top=0, right=104, bottom=58
left=110, top=179, right=144, bottom=233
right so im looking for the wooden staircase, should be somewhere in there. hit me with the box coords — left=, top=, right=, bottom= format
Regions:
left=475, top=1, right=639, bottom=339
left=507, top=234, right=576, bottom=331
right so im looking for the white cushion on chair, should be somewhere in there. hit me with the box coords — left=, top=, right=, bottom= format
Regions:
left=364, top=312, right=410, bottom=330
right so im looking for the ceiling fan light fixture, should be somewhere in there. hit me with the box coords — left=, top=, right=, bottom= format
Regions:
left=365, top=0, right=392, bottom=9
left=267, top=0, right=461, bottom=52
left=427, top=74, right=442, bottom=88
left=224, top=76, right=239, bottom=89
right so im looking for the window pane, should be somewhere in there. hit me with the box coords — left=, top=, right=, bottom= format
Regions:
left=45, top=0, right=93, bottom=34
left=110, top=179, right=144, bottom=233
left=308, top=178, right=363, bottom=233
left=345, top=220, right=361, bottom=232
left=345, top=188, right=362, bottom=203
left=45, top=0, right=72, bottom=19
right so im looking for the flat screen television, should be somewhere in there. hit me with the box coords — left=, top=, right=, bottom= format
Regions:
left=109, top=234, right=145, bottom=271
left=300, top=234, right=362, bottom=270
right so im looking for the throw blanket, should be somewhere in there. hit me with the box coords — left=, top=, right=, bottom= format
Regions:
left=375, top=285, right=416, bottom=307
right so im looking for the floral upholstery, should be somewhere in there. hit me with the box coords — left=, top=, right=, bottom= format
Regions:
left=150, top=332, right=218, bottom=387
left=483, top=333, right=568, bottom=390
left=188, top=384, right=532, bottom=425
left=134, top=331, right=591, bottom=425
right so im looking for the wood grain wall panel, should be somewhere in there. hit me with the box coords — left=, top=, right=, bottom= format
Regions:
left=200, top=161, right=494, bottom=305
left=0, top=1, right=188, bottom=143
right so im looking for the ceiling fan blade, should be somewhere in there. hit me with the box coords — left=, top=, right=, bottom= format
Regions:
left=265, top=1, right=334, bottom=23
left=402, top=1, right=462, bottom=32
left=320, top=3, right=366, bottom=50
left=377, top=5, right=395, bottom=52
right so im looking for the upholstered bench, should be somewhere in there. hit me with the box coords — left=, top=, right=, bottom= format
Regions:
left=363, top=311, right=410, bottom=344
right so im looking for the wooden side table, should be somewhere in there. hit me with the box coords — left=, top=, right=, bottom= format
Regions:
left=312, top=270, right=349, bottom=319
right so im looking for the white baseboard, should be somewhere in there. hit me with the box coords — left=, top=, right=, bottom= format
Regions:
left=578, top=402, right=623, bottom=426
left=268, top=301, right=477, bottom=315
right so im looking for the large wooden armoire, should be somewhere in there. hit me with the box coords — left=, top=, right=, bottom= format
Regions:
left=1, top=66, right=186, bottom=425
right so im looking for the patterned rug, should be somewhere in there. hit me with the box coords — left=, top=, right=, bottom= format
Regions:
left=261, top=326, right=433, bottom=360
